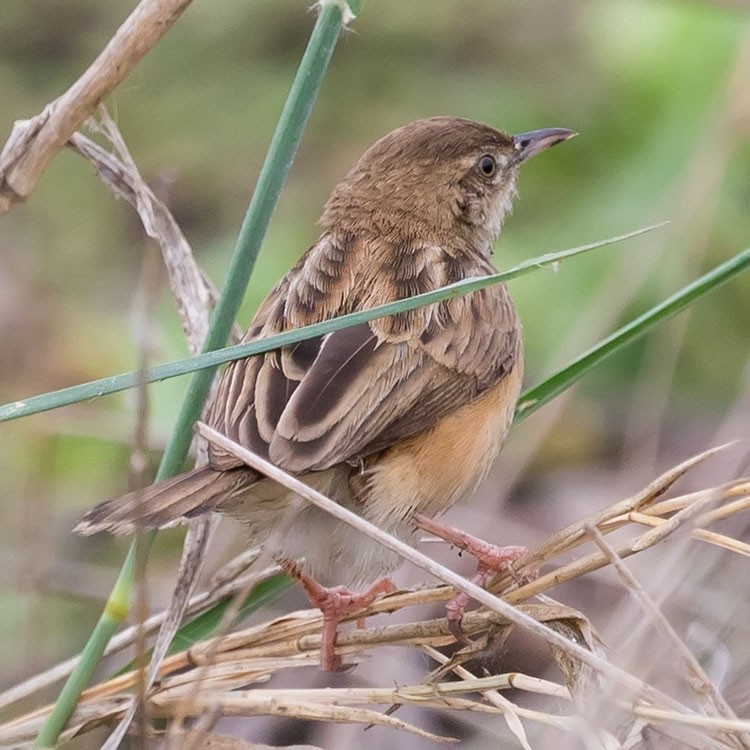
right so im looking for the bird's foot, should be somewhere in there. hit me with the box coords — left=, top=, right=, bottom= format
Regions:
left=277, top=557, right=395, bottom=671
left=414, top=513, right=527, bottom=644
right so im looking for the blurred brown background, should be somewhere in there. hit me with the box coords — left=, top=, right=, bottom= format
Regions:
left=1, top=1, right=749, bottom=747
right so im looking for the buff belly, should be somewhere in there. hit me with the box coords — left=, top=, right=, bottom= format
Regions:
left=222, top=365, right=522, bottom=588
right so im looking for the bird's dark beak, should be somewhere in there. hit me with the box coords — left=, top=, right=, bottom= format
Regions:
left=512, top=128, right=577, bottom=164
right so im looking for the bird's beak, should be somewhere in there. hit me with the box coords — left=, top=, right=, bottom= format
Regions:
left=512, top=128, right=577, bottom=164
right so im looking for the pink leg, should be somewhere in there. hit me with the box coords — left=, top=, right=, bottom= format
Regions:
left=277, top=557, right=395, bottom=671
left=414, top=513, right=527, bottom=643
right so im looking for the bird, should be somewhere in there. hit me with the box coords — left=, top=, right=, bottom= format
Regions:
left=76, top=117, right=576, bottom=670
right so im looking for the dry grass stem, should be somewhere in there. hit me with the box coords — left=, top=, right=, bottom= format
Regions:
left=68, top=106, right=229, bottom=746
left=1, top=444, right=747, bottom=747
left=584, top=523, right=745, bottom=736
left=68, top=111, right=219, bottom=354
left=0, top=553, right=271, bottom=713
left=67, top=104, right=252, bottom=747
left=632, top=708, right=750, bottom=734
left=196, top=423, right=706, bottom=709
left=0, top=0, right=194, bottom=213
left=421, top=643, right=577, bottom=749
left=492, top=480, right=748, bottom=603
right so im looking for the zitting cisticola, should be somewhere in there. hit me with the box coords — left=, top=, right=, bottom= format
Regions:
left=77, top=117, right=575, bottom=669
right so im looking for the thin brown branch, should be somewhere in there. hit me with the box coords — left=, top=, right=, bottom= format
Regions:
left=0, top=0, right=194, bottom=213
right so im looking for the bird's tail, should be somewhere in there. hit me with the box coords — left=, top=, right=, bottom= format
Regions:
left=74, top=466, right=256, bottom=535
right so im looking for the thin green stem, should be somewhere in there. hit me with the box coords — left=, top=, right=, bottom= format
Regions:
left=3, top=224, right=664, bottom=424
left=156, top=2, right=345, bottom=484
left=30, top=544, right=136, bottom=748
left=515, top=247, right=750, bottom=421
left=32, top=4, right=352, bottom=747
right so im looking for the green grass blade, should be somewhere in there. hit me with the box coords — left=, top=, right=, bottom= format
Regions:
left=32, top=4, right=353, bottom=747
left=118, top=575, right=326, bottom=670
left=30, top=544, right=137, bottom=748
left=515, top=247, right=750, bottom=422
left=113, top=573, right=294, bottom=676
left=166, top=574, right=293, bottom=656
left=155, top=1, right=348, bottom=485
left=2, top=224, right=663, bottom=423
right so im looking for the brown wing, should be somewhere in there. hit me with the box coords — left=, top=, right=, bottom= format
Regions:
left=207, top=232, right=520, bottom=474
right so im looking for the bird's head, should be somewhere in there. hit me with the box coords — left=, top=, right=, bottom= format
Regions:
left=321, top=116, right=576, bottom=254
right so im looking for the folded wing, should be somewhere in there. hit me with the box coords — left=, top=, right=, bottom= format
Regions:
left=208, top=232, right=519, bottom=476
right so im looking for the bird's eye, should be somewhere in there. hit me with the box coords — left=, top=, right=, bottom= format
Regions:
left=478, top=154, right=496, bottom=177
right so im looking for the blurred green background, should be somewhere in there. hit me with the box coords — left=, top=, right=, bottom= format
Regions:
left=0, top=0, right=748, bottom=744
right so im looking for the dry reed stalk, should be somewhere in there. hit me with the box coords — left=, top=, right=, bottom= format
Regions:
left=0, top=0, right=195, bottom=213
left=0, top=445, right=747, bottom=748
